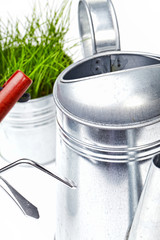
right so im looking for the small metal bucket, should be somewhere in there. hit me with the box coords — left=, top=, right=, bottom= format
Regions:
left=53, top=0, right=160, bottom=239
left=0, top=94, right=56, bottom=165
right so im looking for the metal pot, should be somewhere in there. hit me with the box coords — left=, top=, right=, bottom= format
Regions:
left=0, top=94, right=56, bottom=165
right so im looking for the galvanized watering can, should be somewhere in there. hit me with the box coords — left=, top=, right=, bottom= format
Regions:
left=53, top=0, right=160, bottom=239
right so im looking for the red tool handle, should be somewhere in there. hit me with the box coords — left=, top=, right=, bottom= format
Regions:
left=0, top=70, right=32, bottom=121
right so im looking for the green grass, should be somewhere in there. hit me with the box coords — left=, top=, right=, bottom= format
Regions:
left=0, top=1, right=73, bottom=99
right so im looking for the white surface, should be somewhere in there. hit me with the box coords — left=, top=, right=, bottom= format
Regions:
left=0, top=157, right=57, bottom=240
left=1, top=0, right=160, bottom=56
left=112, top=0, right=160, bottom=55
left=1, top=0, right=160, bottom=239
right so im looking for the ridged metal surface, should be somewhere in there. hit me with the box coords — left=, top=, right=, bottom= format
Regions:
left=0, top=94, right=56, bottom=164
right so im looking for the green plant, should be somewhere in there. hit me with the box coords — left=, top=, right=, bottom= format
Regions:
left=0, top=1, right=73, bottom=99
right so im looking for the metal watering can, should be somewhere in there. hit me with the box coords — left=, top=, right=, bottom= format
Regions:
left=53, top=0, right=160, bottom=239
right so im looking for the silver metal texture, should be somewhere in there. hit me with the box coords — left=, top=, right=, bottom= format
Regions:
left=0, top=94, right=56, bottom=165
left=78, top=0, right=120, bottom=57
left=128, top=154, right=160, bottom=240
left=0, top=159, right=76, bottom=189
left=54, top=51, right=160, bottom=240
left=0, top=176, right=39, bottom=219
left=54, top=51, right=160, bottom=162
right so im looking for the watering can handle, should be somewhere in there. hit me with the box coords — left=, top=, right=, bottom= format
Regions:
left=0, top=70, right=32, bottom=121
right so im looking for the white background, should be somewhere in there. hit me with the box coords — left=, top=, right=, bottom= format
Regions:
left=0, top=0, right=160, bottom=239
left=1, top=0, right=160, bottom=58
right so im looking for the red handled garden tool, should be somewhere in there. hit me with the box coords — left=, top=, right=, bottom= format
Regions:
left=0, top=70, right=76, bottom=219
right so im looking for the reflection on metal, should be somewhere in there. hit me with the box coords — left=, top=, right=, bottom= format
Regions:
left=127, top=129, right=142, bottom=224
left=128, top=154, right=160, bottom=240
left=78, top=0, right=120, bottom=57
left=0, top=94, right=56, bottom=165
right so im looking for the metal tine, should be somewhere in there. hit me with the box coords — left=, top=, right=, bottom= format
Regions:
left=127, top=153, right=160, bottom=240
left=0, top=158, right=77, bottom=189
left=0, top=176, right=39, bottom=219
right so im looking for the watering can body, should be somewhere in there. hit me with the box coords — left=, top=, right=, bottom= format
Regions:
left=53, top=0, right=160, bottom=239
left=54, top=51, right=160, bottom=240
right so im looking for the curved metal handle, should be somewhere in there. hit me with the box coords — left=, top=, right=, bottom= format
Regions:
left=0, top=159, right=77, bottom=189
left=78, top=0, right=120, bottom=57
